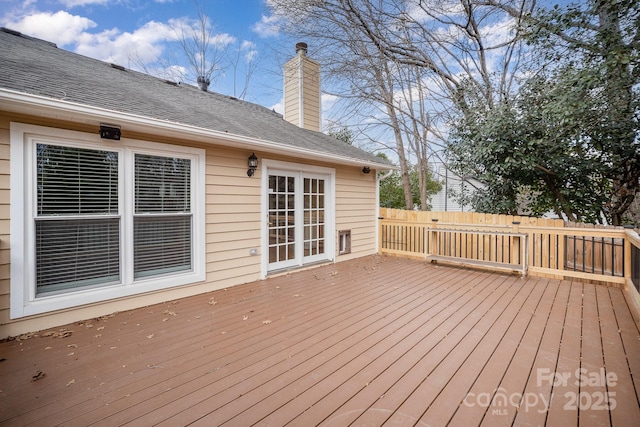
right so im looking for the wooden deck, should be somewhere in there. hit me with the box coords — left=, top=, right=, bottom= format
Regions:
left=1, top=255, right=639, bottom=426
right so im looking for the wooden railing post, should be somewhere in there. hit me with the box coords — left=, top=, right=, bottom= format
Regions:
left=511, top=221, right=521, bottom=269
left=431, top=219, right=439, bottom=257
left=624, top=225, right=634, bottom=284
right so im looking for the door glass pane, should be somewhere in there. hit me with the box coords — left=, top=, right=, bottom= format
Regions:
left=268, top=173, right=327, bottom=268
left=268, top=174, right=295, bottom=264
left=303, top=177, right=325, bottom=260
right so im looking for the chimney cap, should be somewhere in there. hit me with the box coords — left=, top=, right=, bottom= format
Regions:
left=295, top=42, right=308, bottom=55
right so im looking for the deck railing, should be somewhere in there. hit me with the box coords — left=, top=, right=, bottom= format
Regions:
left=378, top=209, right=640, bottom=289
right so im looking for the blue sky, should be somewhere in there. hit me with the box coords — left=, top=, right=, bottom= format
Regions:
left=1, top=0, right=297, bottom=110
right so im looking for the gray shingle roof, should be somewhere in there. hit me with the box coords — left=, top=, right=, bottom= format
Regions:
left=0, top=28, right=390, bottom=167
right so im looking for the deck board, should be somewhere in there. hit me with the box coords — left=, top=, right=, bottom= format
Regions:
left=0, top=255, right=638, bottom=427
left=596, top=285, right=640, bottom=427
left=577, top=283, right=611, bottom=427
left=544, top=282, right=583, bottom=427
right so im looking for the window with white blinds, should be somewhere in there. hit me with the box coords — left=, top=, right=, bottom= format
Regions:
left=36, top=144, right=120, bottom=294
left=134, top=154, right=192, bottom=278
left=32, top=143, right=195, bottom=296
left=11, top=123, right=206, bottom=318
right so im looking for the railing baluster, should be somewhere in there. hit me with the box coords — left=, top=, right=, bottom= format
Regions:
left=611, top=236, right=615, bottom=276
left=591, top=236, right=596, bottom=274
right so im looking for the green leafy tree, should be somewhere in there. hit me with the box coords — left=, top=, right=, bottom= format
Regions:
left=327, top=125, right=355, bottom=145
left=449, top=68, right=613, bottom=222
left=449, top=0, right=639, bottom=224
left=378, top=154, right=442, bottom=209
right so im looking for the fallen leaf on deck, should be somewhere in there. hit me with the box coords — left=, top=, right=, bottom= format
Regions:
left=31, top=371, right=46, bottom=382
left=17, top=333, right=38, bottom=341
left=66, top=379, right=75, bottom=387
left=147, top=334, right=154, bottom=339
left=262, top=320, right=272, bottom=325
left=42, top=329, right=73, bottom=339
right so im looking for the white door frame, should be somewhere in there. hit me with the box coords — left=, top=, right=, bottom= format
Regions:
left=261, top=159, right=335, bottom=278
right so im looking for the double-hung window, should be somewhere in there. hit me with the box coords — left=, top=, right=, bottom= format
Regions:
left=10, top=124, right=205, bottom=318
left=133, top=154, right=192, bottom=279
left=35, top=144, right=121, bottom=295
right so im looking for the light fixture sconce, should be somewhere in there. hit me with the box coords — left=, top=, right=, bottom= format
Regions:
left=247, top=153, right=258, bottom=177
left=362, top=166, right=371, bottom=174
left=99, top=123, right=121, bottom=140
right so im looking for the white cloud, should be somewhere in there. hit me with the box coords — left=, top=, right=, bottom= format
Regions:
left=74, top=21, right=175, bottom=67
left=212, top=32, right=236, bottom=47
left=4, top=10, right=97, bottom=46
left=406, top=0, right=466, bottom=24
left=271, top=100, right=283, bottom=115
left=480, top=16, right=516, bottom=48
left=321, top=93, right=338, bottom=112
left=240, top=40, right=258, bottom=62
left=251, top=14, right=281, bottom=38
left=59, top=0, right=110, bottom=7
left=147, top=64, right=188, bottom=82
left=241, top=40, right=256, bottom=50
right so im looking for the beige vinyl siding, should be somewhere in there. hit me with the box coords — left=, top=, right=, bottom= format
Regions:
left=0, top=113, right=379, bottom=337
left=205, top=147, right=262, bottom=284
left=335, top=167, right=378, bottom=260
left=283, top=54, right=321, bottom=132
left=283, top=60, right=301, bottom=128
left=300, top=58, right=321, bottom=132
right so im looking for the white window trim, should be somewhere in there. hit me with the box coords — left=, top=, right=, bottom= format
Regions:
left=260, top=159, right=335, bottom=278
left=10, top=123, right=206, bottom=318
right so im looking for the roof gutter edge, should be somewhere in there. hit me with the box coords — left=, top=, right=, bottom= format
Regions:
left=0, top=89, right=396, bottom=170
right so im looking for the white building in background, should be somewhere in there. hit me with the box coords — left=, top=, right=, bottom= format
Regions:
left=429, top=161, right=485, bottom=212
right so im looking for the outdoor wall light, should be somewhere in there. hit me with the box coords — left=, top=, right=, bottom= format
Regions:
left=99, top=123, right=121, bottom=140
left=362, top=166, right=371, bottom=174
left=247, top=153, right=259, bottom=177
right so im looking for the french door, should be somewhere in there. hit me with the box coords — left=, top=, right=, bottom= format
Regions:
left=266, top=167, right=332, bottom=272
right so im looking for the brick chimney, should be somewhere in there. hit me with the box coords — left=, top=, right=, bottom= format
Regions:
left=283, top=42, right=321, bottom=132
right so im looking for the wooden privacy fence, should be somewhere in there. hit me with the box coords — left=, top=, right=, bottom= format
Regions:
left=378, top=209, right=640, bottom=292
